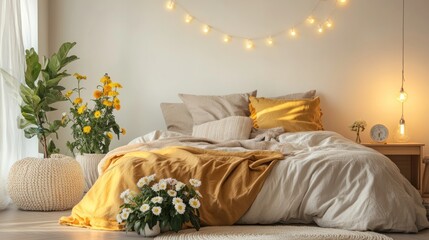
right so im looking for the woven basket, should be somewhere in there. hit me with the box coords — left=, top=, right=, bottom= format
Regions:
left=7, top=155, right=84, bottom=211
left=75, top=154, right=105, bottom=192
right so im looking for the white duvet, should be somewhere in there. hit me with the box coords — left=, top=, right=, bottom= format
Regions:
left=128, top=130, right=429, bottom=232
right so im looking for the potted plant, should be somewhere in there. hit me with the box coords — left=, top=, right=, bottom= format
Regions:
left=117, top=175, right=202, bottom=237
left=350, top=120, right=367, bottom=144
left=65, top=73, right=125, bottom=191
left=8, top=42, right=85, bottom=211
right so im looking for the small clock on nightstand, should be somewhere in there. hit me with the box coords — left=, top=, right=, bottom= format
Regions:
left=370, top=124, right=389, bottom=143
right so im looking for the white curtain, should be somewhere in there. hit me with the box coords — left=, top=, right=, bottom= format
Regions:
left=0, top=0, right=38, bottom=210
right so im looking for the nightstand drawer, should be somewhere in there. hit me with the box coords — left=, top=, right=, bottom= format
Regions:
left=368, top=146, right=421, bottom=155
left=363, top=143, right=424, bottom=192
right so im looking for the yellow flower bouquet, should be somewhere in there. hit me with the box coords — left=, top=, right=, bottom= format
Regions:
left=65, top=73, right=125, bottom=155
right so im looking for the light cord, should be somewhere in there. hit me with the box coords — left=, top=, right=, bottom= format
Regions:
left=170, top=0, right=338, bottom=41
left=401, top=0, right=405, bottom=89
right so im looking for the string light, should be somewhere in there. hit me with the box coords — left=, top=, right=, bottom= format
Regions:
left=223, top=35, right=231, bottom=43
left=307, top=16, right=316, bottom=24
left=202, top=24, right=210, bottom=34
left=266, top=37, right=274, bottom=46
left=245, top=40, right=254, bottom=50
left=337, top=0, right=347, bottom=5
left=166, top=0, right=175, bottom=10
left=325, top=19, right=333, bottom=28
left=163, top=0, right=349, bottom=50
left=289, top=28, right=297, bottom=37
left=184, top=14, right=193, bottom=23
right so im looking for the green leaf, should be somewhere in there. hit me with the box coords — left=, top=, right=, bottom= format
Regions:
left=21, top=112, right=36, bottom=123
left=61, top=55, right=78, bottom=68
left=31, top=95, right=41, bottom=107
left=24, top=48, right=41, bottom=88
left=134, top=220, right=141, bottom=233
left=57, top=42, right=76, bottom=61
left=24, top=127, right=38, bottom=139
left=46, top=76, right=63, bottom=87
left=48, top=54, right=60, bottom=75
left=47, top=139, right=57, bottom=155
left=53, top=86, right=66, bottom=91
left=17, top=118, right=34, bottom=129
left=19, top=84, right=33, bottom=99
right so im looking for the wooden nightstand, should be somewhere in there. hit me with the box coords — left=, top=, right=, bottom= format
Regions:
left=362, top=143, right=425, bottom=193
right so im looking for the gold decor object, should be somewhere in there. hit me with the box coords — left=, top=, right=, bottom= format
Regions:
left=8, top=154, right=84, bottom=211
left=163, top=0, right=350, bottom=50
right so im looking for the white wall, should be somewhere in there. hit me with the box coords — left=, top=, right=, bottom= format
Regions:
left=42, top=0, right=429, bottom=155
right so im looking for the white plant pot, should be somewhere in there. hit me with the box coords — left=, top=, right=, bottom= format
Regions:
left=75, top=154, right=105, bottom=192
left=139, top=222, right=161, bottom=237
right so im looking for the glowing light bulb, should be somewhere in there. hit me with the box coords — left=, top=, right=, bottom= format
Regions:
left=289, top=28, right=297, bottom=37
left=202, top=25, right=210, bottom=34
left=317, top=25, right=324, bottom=33
left=184, top=14, right=193, bottom=23
left=395, top=117, right=409, bottom=142
left=325, top=19, right=333, bottom=28
left=166, top=0, right=175, bottom=10
left=307, top=16, right=315, bottom=24
left=245, top=40, right=254, bottom=50
left=400, top=121, right=405, bottom=135
left=266, top=37, right=274, bottom=46
left=223, top=35, right=231, bottom=43
left=337, top=0, right=347, bottom=5
left=397, top=88, right=408, bottom=102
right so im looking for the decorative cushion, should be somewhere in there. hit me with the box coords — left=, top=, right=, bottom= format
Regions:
left=192, top=116, right=253, bottom=141
left=160, top=103, right=193, bottom=135
left=274, top=89, right=316, bottom=99
left=179, top=91, right=257, bottom=126
left=249, top=96, right=323, bottom=132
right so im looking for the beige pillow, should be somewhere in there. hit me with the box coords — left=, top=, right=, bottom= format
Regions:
left=160, top=103, right=193, bottom=135
left=179, top=90, right=257, bottom=126
left=275, top=90, right=316, bottom=99
left=192, top=116, right=253, bottom=141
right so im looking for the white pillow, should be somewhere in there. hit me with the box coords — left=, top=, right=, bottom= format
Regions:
left=192, top=116, right=253, bottom=142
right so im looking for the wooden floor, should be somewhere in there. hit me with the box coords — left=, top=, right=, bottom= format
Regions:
left=0, top=205, right=428, bottom=240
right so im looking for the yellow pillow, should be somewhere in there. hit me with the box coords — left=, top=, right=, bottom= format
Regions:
left=249, top=96, right=323, bottom=132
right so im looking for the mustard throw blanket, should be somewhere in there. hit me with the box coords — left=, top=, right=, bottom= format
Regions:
left=60, top=146, right=283, bottom=230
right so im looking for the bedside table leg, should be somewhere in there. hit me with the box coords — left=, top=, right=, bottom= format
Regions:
left=423, top=158, right=429, bottom=199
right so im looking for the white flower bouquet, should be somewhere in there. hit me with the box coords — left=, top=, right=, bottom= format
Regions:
left=117, top=174, right=202, bottom=234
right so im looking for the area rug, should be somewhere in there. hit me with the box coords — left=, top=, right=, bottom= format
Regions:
left=155, top=225, right=392, bottom=240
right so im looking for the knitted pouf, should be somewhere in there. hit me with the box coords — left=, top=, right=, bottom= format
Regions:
left=7, top=155, right=84, bottom=211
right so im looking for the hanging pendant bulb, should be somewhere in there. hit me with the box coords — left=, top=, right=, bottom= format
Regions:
left=395, top=116, right=409, bottom=142
left=397, top=87, right=408, bottom=102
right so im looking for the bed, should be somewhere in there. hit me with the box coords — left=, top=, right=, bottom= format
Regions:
left=60, top=90, right=429, bottom=233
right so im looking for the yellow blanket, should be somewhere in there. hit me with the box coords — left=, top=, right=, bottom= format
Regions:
left=60, top=146, right=283, bottom=230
